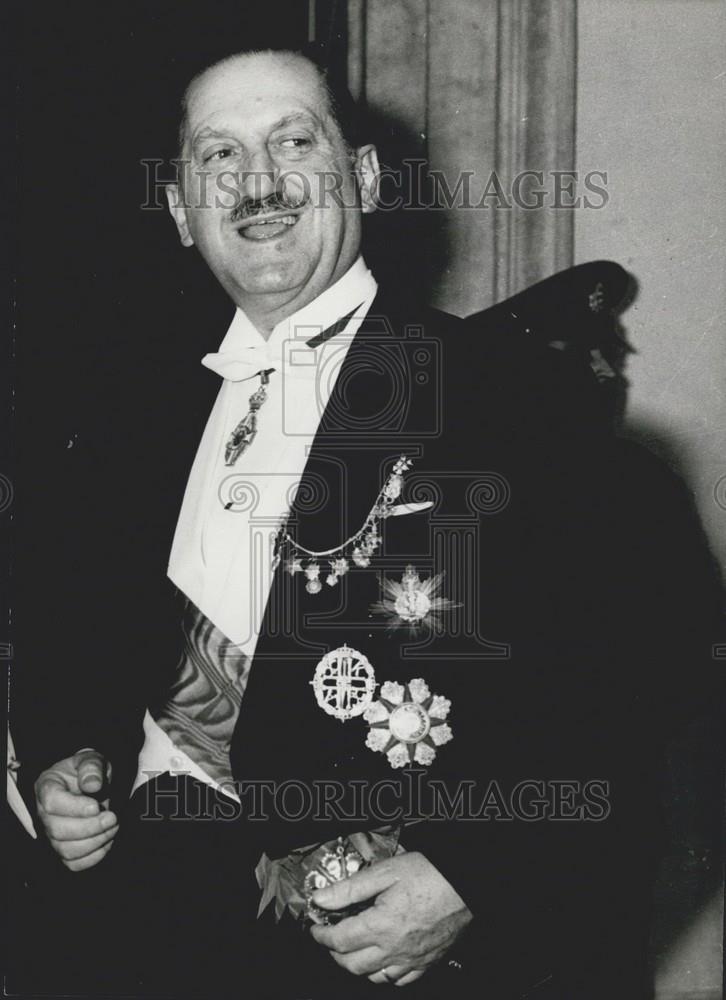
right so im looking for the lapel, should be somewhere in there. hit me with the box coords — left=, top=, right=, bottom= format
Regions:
left=284, top=288, right=427, bottom=555
left=232, top=289, right=440, bottom=678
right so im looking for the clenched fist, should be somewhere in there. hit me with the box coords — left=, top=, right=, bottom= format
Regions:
left=35, top=750, right=118, bottom=871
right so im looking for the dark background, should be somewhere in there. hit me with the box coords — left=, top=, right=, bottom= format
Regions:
left=15, top=2, right=336, bottom=403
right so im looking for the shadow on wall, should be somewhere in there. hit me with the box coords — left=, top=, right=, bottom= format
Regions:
left=611, top=274, right=704, bottom=485
left=591, top=279, right=724, bottom=999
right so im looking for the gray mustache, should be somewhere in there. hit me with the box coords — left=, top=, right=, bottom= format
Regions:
left=230, top=192, right=305, bottom=224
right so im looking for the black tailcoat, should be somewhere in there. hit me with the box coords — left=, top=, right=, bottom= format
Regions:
left=13, top=282, right=722, bottom=997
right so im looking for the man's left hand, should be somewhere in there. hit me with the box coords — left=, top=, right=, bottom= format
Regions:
left=310, top=851, right=472, bottom=987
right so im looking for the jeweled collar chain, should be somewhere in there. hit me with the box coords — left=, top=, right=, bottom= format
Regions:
left=273, top=456, right=413, bottom=593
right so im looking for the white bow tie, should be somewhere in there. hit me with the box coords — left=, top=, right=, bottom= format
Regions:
left=202, top=303, right=364, bottom=383
left=201, top=345, right=322, bottom=383
left=201, top=345, right=283, bottom=382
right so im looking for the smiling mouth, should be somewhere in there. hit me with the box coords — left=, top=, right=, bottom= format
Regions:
left=236, top=213, right=300, bottom=241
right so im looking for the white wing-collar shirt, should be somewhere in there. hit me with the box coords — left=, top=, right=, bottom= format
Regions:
left=168, top=255, right=378, bottom=649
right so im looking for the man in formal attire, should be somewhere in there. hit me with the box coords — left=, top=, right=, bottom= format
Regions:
left=23, top=47, right=721, bottom=999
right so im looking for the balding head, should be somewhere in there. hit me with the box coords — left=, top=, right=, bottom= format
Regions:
left=178, top=49, right=360, bottom=162
left=165, top=47, right=379, bottom=333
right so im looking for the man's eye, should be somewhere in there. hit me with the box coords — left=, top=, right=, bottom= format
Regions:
left=203, top=148, right=234, bottom=163
left=279, top=137, right=312, bottom=150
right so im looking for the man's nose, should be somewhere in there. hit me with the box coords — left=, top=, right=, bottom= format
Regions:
left=241, top=148, right=279, bottom=203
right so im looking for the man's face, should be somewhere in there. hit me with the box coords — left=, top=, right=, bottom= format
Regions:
left=167, top=53, right=378, bottom=320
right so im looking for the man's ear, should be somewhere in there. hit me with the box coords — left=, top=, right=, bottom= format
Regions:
left=166, top=184, right=194, bottom=247
left=353, top=144, right=380, bottom=214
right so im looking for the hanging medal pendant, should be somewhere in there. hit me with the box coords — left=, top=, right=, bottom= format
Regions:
left=224, top=368, right=274, bottom=467
left=279, top=455, right=416, bottom=591
left=311, top=645, right=377, bottom=721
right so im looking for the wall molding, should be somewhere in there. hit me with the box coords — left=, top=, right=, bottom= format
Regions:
left=346, top=0, right=577, bottom=314
left=494, top=0, right=577, bottom=300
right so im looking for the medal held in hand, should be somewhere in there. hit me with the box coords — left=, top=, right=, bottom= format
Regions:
left=303, top=839, right=368, bottom=926
left=255, top=829, right=403, bottom=927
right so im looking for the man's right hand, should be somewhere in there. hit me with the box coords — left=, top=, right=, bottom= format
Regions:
left=35, top=750, right=118, bottom=871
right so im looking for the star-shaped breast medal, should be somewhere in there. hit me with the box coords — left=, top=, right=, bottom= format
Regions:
left=364, top=678, right=453, bottom=768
